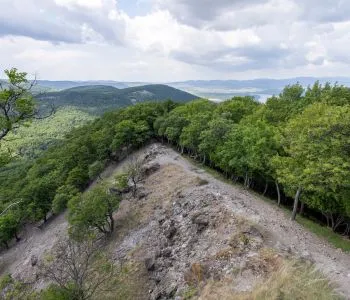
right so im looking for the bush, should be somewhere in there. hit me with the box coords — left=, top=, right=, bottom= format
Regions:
left=114, top=173, right=129, bottom=190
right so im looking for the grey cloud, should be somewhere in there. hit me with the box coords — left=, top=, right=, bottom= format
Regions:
left=301, top=0, right=350, bottom=23
left=158, top=0, right=350, bottom=30
left=0, top=0, right=124, bottom=44
left=156, top=0, right=268, bottom=28
left=170, top=44, right=297, bottom=72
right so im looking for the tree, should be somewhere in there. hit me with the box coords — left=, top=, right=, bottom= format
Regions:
left=40, top=238, right=116, bottom=300
left=0, top=68, right=54, bottom=142
left=179, top=112, right=212, bottom=156
left=68, top=184, right=120, bottom=236
left=65, top=165, right=90, bottom=190
left=23, top=175, right=58, bottom=222
left=52, top=185, right=80, bottom=214
left=88, top=161, right=106, bottom=180
left=273, top=103, right=350, bottom=224
left=125, top=155, right=144, bottom=196
left=198, top=117, right=232, bottom=165
left=114, top=173, right=129, bottom=191
left=111, top=120, right=150, bottom=154
left=214, top=96, right=260, bottom=123
left=0, top=212, right=19, bottom=249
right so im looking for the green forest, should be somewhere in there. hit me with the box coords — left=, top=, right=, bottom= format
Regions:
left=1, top=68, right=350, bottom=251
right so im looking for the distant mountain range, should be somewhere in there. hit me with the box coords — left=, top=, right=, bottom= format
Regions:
left=33, top=77, right=350, bottom=103
left=35, top=80, right=129, bottom=90
left=36, top=84, right=198, bottom=114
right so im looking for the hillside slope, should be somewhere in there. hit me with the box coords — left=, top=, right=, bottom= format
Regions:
left=1, top=144, right=349, bottom=299
left=36, top=80, right=128, bottom=90
left=37, top=84, right=198, bottom=114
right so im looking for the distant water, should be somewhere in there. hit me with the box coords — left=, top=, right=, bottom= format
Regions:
left=207, top=93, right=272, bottom=103
left=255, top=94, right=272, bottom=103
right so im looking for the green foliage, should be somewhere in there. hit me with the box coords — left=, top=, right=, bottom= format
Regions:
left=39, top=285, right=72, bottom=300
left=0, top=212, right=19, bottom=247
left=0, top=107, right=94, bottom=159
left=68, top=184, right=120, bottom=236
left=0, top=68, right=36, bottom=141
left=0, top=274, right=37, bottom=300
left=0, top=101, right=171, bottom=248
left=52, top=185, right=80, bottom=214
left=114, top=173, right=129, bottom=190
left=88, top=160, right=105, bottom=180
left=214, top=96, right=260, bottom=123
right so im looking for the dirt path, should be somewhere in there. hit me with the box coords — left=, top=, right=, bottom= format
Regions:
left=153, top=144, right=350, bottom=298
left=1, top=143, right=349, bottom=298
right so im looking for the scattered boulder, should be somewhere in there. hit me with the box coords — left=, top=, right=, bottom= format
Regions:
left=162, top=220, right=177, bottom=240
left=164, top=225, right=177, bottom=240
left=192, top=213, right=209, bottom=232
left=142, top=162, right=161, bottom=177
left=145, top=256, right=156, bottom=271
left=30, top=255, right=38, bottom=267
left=161, top=248, right=172, bottom=258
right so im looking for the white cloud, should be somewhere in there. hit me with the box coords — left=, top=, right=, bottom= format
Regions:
left=54, top=0, right=104, bottom=9
left=1, top=0, right=350, bottom=80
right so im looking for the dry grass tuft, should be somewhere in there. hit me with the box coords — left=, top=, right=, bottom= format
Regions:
left=245, top=260, right=342, bottom=300
left=184, top=263, right=209, bottom=286
left=99, top=259, right=149, bottom=300
left=195, top=177, right=209, bottom=186
left=199, top=259, right=342, bottom=300
left=244, top=248, right=283, bottom=275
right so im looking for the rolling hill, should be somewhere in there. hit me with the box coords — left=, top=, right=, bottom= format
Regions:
left=35, top=80, right=129, bottom=90
left=37, top=84, right=199, bottom=114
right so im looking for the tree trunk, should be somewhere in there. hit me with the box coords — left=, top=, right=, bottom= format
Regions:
left=109, top=214, right=114, bottom=233
left=332, top=215, right=344, bottom=232
left=244, top=172, right=248, bottom=187
left=291, top=186, right=302, bottom=221
left=299, top=202, right=305, bottom=215
left=14, top=232, right=20, bottom=242
left=263, top=182, right=268, bottom=196
left=247, top=178, right=252, bottom=189
left=275, top=181, right=281, bottom=206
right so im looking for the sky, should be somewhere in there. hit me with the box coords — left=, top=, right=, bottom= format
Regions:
left=1, top=0, right=350, bottom=81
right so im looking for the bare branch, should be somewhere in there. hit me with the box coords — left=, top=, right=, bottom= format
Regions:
left=40, top=238, right=116, bottom=300
left=0, top=200, right=23, bottom=216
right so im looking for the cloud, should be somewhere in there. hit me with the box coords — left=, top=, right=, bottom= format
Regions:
left=155, top=0, right=267, bottom=28
left=1, top=0, right=350, bottom=80
left=0, top=0, right=125, bottom=44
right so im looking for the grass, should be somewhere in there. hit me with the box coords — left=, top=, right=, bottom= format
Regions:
left=245, top=260, right=342, bottom=300
left=183, top=154, right=350, bottom=253
left=296, top=216, right=350, bottom=252
left=199, top=259, right=343, bottom=300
